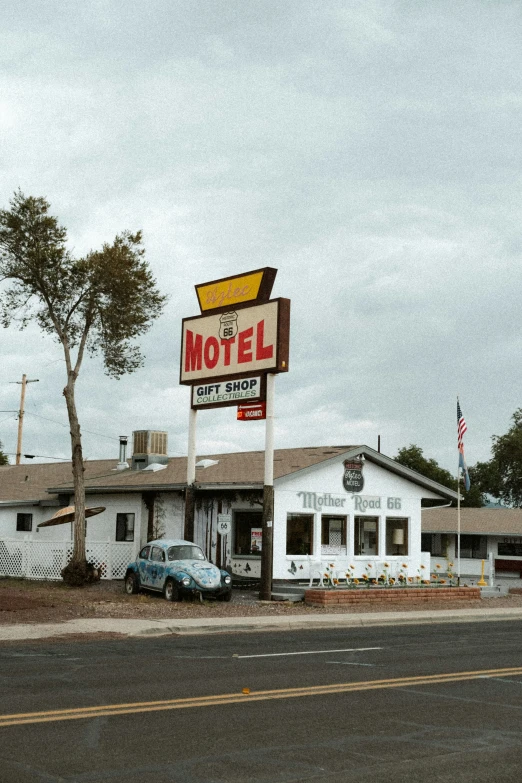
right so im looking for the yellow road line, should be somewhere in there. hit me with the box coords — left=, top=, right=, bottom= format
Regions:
left=1, top=666, right=521, bottom=728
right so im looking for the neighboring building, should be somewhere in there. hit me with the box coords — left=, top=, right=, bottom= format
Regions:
left=422, top=507, right=522, bottom=578
left=0, top=435, right=458, bottom=583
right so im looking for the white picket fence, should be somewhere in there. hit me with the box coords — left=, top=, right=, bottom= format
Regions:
left=0, top=538, right=134, bottom=581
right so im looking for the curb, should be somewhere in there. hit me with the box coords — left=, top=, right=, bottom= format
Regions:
left=2, top=608, right=522, bottom=642
left=140, top=609, right=522, bottom=636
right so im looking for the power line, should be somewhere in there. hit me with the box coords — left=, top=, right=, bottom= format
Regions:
left=22, top=411, right=187, bottom=455
left=3, top=408, right=188, bottom=458
left=4, top=452, right=69, bottom=461
left=24, top=411, right=119, bottom=442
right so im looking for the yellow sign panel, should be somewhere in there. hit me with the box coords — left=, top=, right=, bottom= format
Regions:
left=196, top=269, right=275, bottom=312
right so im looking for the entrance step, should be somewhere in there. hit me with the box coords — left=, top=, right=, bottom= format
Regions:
left=271, top=591, right=304, bottom=602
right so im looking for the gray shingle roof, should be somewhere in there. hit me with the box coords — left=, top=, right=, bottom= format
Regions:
left=422, top=507, right=522, bottom=536
left=0, top=447, right=359, bottom=499
left=0, top=444, right=459, bottom=503
left=0, top=461, right=115, bottom=502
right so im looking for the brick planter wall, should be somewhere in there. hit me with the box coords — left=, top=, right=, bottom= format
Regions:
left=304, top=587, right=481, bottom=606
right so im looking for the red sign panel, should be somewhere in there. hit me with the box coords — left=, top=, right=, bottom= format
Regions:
left=237, top=402, right=266, bottom=421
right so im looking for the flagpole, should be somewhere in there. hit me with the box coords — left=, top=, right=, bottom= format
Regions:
left=457, top=395, right=461, bottom=585
left=457, top=453, right=461, bottom=586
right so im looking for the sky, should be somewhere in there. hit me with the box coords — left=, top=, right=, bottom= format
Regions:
left=1, top=0, right=521, bottom=473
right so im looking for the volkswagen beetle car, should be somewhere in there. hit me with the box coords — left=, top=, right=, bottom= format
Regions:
left=124, top=539, right=233, bottom=602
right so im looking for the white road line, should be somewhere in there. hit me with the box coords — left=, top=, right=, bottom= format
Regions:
left=406, top=687, right=522, bottom=710
left=479, top=676, right=522, bottom=686
left=326, top=661, right=376, bottom=666
left=234, top=647, right=382, bottom=659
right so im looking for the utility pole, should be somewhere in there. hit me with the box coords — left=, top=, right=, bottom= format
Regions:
left=259, top=373, right=275, bottom=602
left=12, top=374, right=39, bottom=465
left=184, top=406, right=197, bottom=541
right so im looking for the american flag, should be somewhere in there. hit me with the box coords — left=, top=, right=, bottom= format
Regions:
left=457, top=400, right=467, bottom=449
left=457, top=399, right=470, bottom=491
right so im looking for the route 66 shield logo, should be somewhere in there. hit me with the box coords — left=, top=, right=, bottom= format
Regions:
left=219, top=311, right=238, bottom=340
left=343, top=460, right=364, bottom=492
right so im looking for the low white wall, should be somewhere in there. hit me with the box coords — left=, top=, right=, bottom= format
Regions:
left=0, top=537, right=134, bottom=580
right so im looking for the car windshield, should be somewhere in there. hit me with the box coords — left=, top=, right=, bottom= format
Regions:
left=167, top=545, right=206, bottom=562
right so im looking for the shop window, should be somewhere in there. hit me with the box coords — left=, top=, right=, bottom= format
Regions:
left=116, top=513, right=135, bottom=542
left=421, top=533, right=447, bottom=557
left=498, top=539, right=522, bottom=557
left=354, top=516, right=379, bottom=556
left=234, top=512, right=263, bottom=556
left=321, top=516, right=347, bottom=554
left=287, top=514, right=314, bottom=556
left=460, top=535, right=486, bottom=559
left=386, top=518, right=408, bottom=556
left=16, top=513, right=33, bottom=532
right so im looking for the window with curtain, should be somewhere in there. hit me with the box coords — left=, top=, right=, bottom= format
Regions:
left=321, top=516, right=347, bottom=554
left=421, top=533, right=447, bottom=557
left=115, top=513, right=135, bottom=542
left=460, top=535, right=486, bottom=559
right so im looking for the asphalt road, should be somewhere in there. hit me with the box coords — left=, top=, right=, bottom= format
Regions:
left=0, top=621, right=521, bottom=782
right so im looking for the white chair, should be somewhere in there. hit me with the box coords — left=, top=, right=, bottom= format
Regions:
left=308, top=556, right=325, bottom=587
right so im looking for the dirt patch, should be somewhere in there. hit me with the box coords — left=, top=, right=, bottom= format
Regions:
left=0, top=592, right=55, bottom=613
left=2, top=577, right=522, bottom=626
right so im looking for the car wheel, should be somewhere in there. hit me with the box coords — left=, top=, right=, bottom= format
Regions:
left=164, top=578, right=179, bottom=602
left=124, top=572, right=139, bottom=595
left=218, top=590, right=233, bottom=602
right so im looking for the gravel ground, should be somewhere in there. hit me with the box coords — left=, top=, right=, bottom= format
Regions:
left=2, top=577, right=522, bottom=625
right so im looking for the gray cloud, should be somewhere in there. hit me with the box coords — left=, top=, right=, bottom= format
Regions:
left=1, top=1, right=521, bottom=473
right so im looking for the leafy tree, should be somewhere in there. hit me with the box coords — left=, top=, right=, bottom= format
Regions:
left=394, top=444, right=484, bottom=507
left=0, top=191, right=166, bottom=584
left=471, top=409, right=522, bottom=507
left=0, top=439, right=8, bottom=465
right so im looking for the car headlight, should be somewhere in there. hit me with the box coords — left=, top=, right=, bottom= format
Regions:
left=224, top=575, right=232, bottom=585
left=181, top=577, right=191, bottom=586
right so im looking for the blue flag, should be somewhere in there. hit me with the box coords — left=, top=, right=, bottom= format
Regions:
left=459, top=447, right=470, bottom=491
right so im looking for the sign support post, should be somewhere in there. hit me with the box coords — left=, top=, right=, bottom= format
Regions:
left=260, top=373, right=275, bottom=601
left=184, top=406, right=197, bottom=541
left=180, top=268, right=289, bottom=594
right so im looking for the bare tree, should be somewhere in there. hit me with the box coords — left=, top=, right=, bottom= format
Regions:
left=0, top=191, right=167, bottom=584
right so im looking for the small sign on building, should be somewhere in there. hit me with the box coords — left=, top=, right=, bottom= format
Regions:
left=217, top=514, right=232, bottom=535
left=251, top=528, right=262, bottom=552
left=237, top=402, right=266, bottom=421
left=343, top=460, right=364, bottom=493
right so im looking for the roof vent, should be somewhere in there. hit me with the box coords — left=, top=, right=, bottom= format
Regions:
left=142, top=463, right=168, bottom=472
left=132, top=430, right=168, bottom=470
left=114, top=435, right=130, bottom=471
left=195, top=458, right=219, bottom=469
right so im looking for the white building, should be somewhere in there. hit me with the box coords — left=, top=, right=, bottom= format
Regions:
left=0, top=436, right=458, bottom=584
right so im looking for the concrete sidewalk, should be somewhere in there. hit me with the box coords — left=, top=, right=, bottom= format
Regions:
left=2, top=606, right=522, bottom=642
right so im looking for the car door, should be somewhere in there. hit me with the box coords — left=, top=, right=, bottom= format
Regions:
left=137, top=545, right=151, bottom=586
left=145, top=545, right=167, bottom=591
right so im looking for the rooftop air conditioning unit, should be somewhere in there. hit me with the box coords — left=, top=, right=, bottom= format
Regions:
left=131, top=430, right=168, bottom=470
